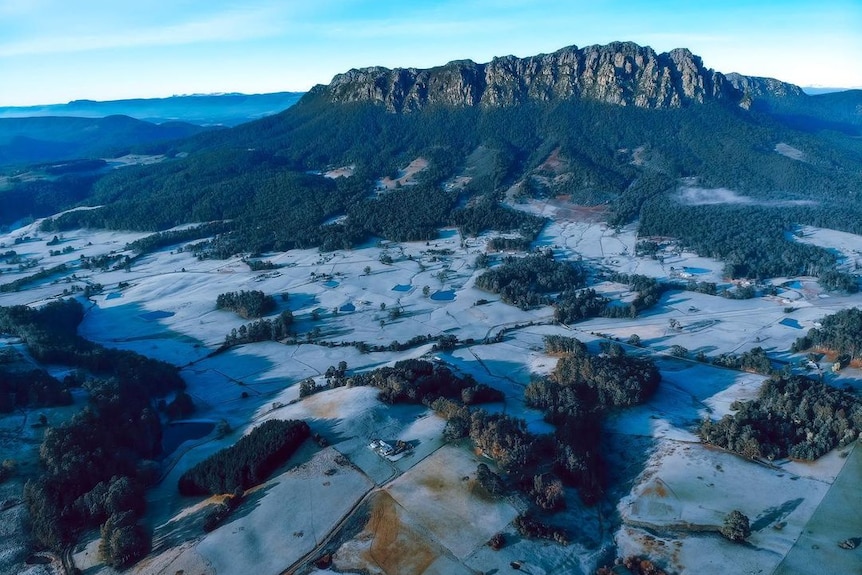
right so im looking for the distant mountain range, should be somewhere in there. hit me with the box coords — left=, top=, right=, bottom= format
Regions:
left=0, top=115, right=211, bottom=167
left=0, top=92, right=305, bottom=127
left=0, top=92, right=305, bottom=167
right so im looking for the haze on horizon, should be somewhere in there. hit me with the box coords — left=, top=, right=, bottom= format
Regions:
left=1, top=0, right=860, bottom=107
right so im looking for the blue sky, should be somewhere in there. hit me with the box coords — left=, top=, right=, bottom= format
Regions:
left=1, top=0, right=860, bottom=106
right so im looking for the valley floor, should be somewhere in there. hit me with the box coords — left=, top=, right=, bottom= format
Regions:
left=1, top=203, right=861, bottom=574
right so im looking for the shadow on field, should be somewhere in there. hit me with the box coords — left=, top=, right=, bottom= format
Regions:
left=151, top=503, right=211, bottom=553
left=217, top=483, right=276, bottom=528
left=286, top=292, right=318, bottom=312
left=751, top=497, right=804, bottom=531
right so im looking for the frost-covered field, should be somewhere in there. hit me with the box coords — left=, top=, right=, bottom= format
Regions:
left=2, top=209, right=862, bottom=575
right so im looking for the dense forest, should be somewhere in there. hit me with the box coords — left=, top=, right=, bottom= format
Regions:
left=0, top=172, right=99, bottom=227
left=0, top=366, right=71, bottom=412
left=0, top=332, right=74, bottom=415
left=178, top=419, right=310, bottom=496
left=0, top=299, right=185, bottom=563
left=638, top=199, right=856, bottom=280
left=531, top=341, right=661, bottom=411
left=699, top=374, right=862, bottom=460
left=474, top=251, right=587, bottom=309
left=451, top=197, right=546, bottom=240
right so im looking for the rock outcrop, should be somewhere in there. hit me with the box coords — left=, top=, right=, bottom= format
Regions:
left=725, top=72, right=806, bottom=99
left=324, top=42, right=743, bottom=112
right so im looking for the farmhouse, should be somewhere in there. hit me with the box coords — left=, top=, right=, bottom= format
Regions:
left=369, top=439, right=395, bottom=456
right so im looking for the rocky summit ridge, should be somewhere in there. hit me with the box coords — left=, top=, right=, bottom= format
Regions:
left=322, top=41, right=795, bottom=112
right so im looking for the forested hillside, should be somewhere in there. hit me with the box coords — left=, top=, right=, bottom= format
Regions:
left=8, top=43, right=862, bottom=282
left=0, top=115, right=210, bottom=167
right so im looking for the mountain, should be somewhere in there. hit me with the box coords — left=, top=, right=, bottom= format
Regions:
left=325, top=42, right=740, bottom=111
left=0, top=92, right=305, bottom=127
left=0, top=115, right=211, bottom=167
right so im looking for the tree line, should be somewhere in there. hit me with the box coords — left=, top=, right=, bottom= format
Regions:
left=178, top=419, right=310, bottom=496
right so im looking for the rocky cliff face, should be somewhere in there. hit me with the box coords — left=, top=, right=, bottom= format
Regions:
left=725, top=73, right=806, bottom=100
left=325, top=42, right=744, bottom=112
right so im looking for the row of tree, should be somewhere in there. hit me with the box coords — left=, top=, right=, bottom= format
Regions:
left=178, top=419, right=310, bottom=495
left=221, top=310, right=295, bottom=348
left=321, top=358, right=504, bottom=407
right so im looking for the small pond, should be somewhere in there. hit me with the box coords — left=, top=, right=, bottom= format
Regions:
left=339, top=302, right=356, bottom=312
left=392, top=284, right=412, bottom=292
left=779, top=318, right=803, bottom=329
left=430, top=290, right=455, bottom=301
left=106, top=292, right=122, bottom=300
left=322, top=280, right=339, bottom=288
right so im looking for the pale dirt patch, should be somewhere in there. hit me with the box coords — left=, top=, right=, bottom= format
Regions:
left=548, top=199, right=609, bottom=223
left=323, top=165, right=355, bottom=179
left=630, top=145, right=648, bottom=166
left=377, top=157, right=428, bottom=190
left=443, top=175, right=472, bottom=191
left=104, top=154, right=166, bottom=168
left=335, top=491, right=440, bottom=575
left=774, top=143, right=807, bottom=162
left=506, top=196, right=609, bottom=223
left=537, top=147, right=568, bottom=173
